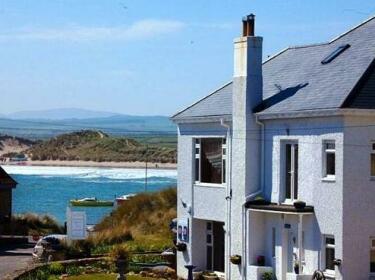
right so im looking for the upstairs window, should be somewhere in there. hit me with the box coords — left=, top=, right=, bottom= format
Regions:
left=321, top=44, right=350, bottom=64
left=371, top=142, right=375, bottom=177
left=195, top=138, right=226, bottom=184
left=323, top=141, right=336, bottom=180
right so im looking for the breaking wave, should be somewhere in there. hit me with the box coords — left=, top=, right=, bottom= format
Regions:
left=2, top=165, right=177, bottom=180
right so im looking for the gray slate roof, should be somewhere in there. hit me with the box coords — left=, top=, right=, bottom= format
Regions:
left=172, top=16, right=375, bottom=120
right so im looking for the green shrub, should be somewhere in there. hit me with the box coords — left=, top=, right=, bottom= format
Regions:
left=262, top=271, right=275, bottom=280
left=66, top=265, right=84, bottom=276
left=48, top=262, right=64, bottom=275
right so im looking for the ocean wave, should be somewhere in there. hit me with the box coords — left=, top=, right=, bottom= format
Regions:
left=2, top=165, right=177, bottom=180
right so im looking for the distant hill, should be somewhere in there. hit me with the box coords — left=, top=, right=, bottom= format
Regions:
left=0, top=135, right=35, bottom=157
left=27, top=130, right=176, bottom=163
left=0, top=114, right=176, bottom=140
left=5, top=108, right=119, bottom=120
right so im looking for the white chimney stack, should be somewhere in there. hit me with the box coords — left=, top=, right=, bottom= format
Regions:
left=230, top=15, right=263, bottom=279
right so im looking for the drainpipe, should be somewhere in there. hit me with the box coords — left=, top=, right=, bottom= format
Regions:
left=220, top=118, right=232, bottom=280
left=241, top=115, right=265, bottom=280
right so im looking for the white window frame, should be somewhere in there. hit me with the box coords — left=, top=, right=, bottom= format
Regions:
left=322, top=140, right=336, bottom=181
left=370, top=237, right=375, bottom=275
left=194, top=137, right=226, bottom=186
left=283, top=141, right=299, bottom=204
left=322, top=235, right=335, bottom=277
left=370, top=142, right=375, bottom=179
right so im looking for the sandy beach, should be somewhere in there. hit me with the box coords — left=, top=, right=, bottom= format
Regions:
left=3, top=160, right=177, bottom=170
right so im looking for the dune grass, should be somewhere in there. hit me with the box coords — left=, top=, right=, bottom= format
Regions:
left=0, top=213, right=63, bottom=235
left=28, top=130, right=176, bottom=163
left=90, top=188, right=176, bottom=253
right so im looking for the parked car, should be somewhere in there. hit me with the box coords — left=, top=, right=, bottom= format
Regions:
left=32, top=234, right=67, bottom=261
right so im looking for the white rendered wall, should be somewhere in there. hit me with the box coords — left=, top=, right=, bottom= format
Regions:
left=176, top=122, right=228, bottom=278
left=342, top=115, right=375, bottom=279
left=261, top=116, right=345, bottom=279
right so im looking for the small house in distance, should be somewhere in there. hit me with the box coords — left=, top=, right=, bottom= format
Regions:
left=0, top=166, right=17, bottom=220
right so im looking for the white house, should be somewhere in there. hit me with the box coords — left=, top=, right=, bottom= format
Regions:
left=171, top=14, right=375, bottom=280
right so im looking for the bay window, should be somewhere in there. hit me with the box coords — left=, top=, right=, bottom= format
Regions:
left=195, top=138, right=226, bottom=184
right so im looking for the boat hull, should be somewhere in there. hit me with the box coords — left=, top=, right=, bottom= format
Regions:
left=70, top=200, right=114, bottom=207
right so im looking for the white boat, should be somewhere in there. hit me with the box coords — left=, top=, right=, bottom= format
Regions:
left=115, top=193, right=136, bottom=205
left=77, top=197, right=97, bottom=202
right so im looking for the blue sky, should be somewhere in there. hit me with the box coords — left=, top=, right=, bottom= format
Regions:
left=0, top=0, right=374, bottom=116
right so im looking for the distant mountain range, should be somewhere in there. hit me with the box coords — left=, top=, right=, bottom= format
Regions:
left=4, top=108, right=122, bottom=120
left=0, top=108, right=176, bottom=139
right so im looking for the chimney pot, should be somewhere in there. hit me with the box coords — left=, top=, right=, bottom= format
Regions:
left=242, top=13, right=255, bottom=37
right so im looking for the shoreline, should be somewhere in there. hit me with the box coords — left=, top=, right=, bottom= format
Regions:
left=2, top=160, right=177, bottom=170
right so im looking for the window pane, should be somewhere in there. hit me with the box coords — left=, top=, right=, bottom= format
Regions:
left=371, top=154, right=375, bottom=176
left=326, top=237, right=335, bottom=245
left=326, top=153, right=335, bottom=175
left=294, top=145, right=298, bottom=200
left=222, top=159, right=226, bottom=184
left=371, top=249, right=375, bottom=273
left=326, top=247, right=335, bottom=270
left=285, top=144, right=292, bottom=199
left=200, top=139, right=223, bottom=184
left=195, top=158, right=199, bottom=181
left=206, top=234, right=212, bottom=244
left=206, top=222, right=212, bottom=230
left=372, top=143, right=375, bottom=151
left=195, top=148, right=200, bottom=154
left=326, top=143, right=335, bottom=150
left=206, top=246, right=213, bottom=270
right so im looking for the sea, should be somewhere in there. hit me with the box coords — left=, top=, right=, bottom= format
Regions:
left=2, top=165, right=177, bottom=225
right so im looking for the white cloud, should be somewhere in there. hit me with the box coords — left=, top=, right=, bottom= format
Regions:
left=0, top=19, right=186, bottom=42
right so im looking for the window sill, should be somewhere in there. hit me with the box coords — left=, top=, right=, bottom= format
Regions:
left=194, top=183, right=226, bottom=188
left=322, top=176, right=336, bottom=182
left=370, top=177, right=375, bottom=181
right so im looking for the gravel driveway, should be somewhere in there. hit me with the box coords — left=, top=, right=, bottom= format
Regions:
left=0, top=243, right=34, bottom=279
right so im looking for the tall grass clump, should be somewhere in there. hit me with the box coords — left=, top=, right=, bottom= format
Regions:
left=90, top=187, right=176, bottom=252
left=0, top=213, right=64, bottom=235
